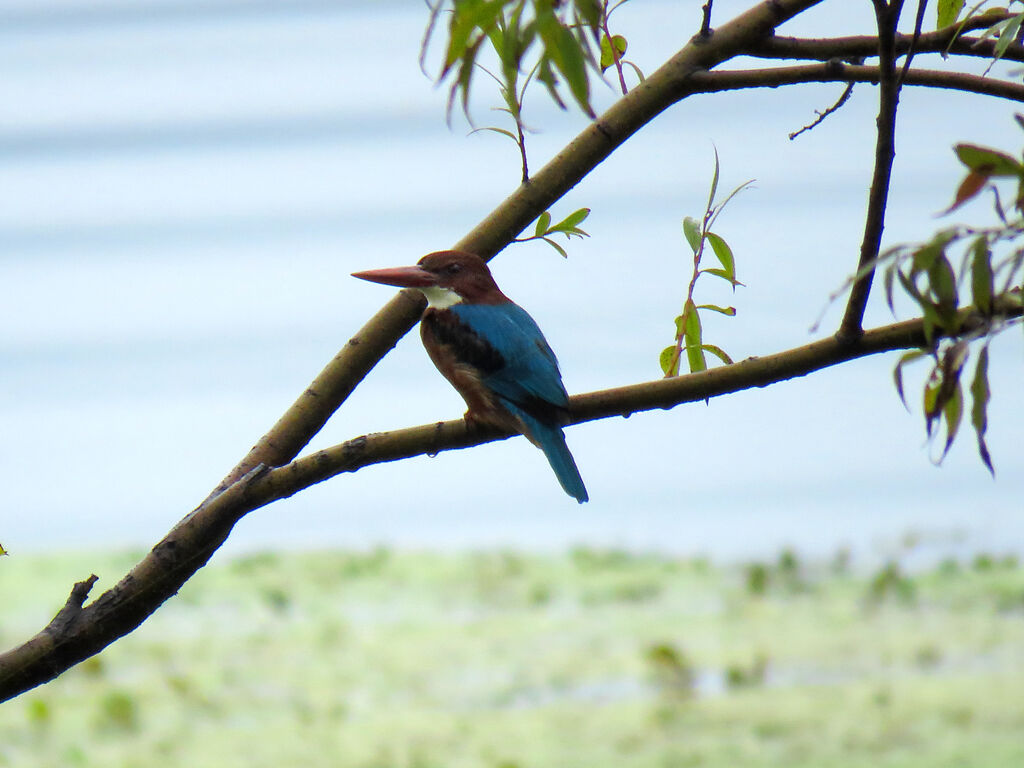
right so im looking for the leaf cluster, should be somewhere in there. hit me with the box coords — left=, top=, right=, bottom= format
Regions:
left=423, top=0, right=605, bottom=121
left=515, top=207, right=591, bottom=258
left=945, top=0, right=1024, bottom=68
left=884, top=134, right=1024, bottom=472
left=660, top=152, right=751, bottom=377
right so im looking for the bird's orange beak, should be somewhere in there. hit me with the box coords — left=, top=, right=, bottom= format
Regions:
left=351, top=265, right=436, bottom=288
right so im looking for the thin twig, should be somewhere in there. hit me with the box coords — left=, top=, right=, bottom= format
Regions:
left=700, top=1, right=714, bottom=38
left=789, top=81, right=855, bottom=139
left=897, top=0, right=929, bottom=87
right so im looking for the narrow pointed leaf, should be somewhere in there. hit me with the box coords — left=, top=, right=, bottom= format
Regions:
left=695, top=304, right=737, bottom=316
left=542, top=236, right=569, bottom=259
left=970, top=236, right=994, bottom=314
left=707, top=147, right=721, bottom=217
left=928, top=253, right=959, bottom=326
left=924, top=370, right=942, bottom=437
left=624, top=60, right=645, bottom=83
left=893, top=349, right=929, bottom=409
left=475, top=126, right=520, bottom=143
left=553, top=207, right=590, bottom=232
left=701, top=343, right=734, bottom=365
left=884, top=262, right=897, bottom=313
left=970, top=344, right=995, bottom=475
left=994, top=13, right=1024, bottom=61
left=683, top=301, right=706, bottom=373
left=701, top=267, right=735, bottom=283
left=538, top=15, right=593, bottom=117
left=940, top=383, right=964, bottom=460
left=911, top=237, right=945, bottom=275
left=705, top=232, right=735, bottom=282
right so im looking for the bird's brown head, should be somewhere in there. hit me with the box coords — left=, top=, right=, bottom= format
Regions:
left=352, top=250, right=506, bottom=306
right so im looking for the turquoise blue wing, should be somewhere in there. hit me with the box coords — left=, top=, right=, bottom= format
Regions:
left=449, top=303, right=569, bottom=410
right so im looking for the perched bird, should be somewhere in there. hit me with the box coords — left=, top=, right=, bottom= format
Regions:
left=352, top=250, right=588, bottom=503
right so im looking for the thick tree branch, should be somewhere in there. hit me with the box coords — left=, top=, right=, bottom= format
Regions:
left=207, top=0, right=827, bottom=496
left=255, top=315, right=949, bottom=500
left=837, top=0, right=904, bottom=343
left=0, top=0, right=828, bottom=701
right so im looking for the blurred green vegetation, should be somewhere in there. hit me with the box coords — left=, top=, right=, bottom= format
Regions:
left=1, top=547, right=1023, bottom=767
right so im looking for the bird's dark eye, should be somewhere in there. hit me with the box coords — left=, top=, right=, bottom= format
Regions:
left=444, top=263, right=463, bottom=276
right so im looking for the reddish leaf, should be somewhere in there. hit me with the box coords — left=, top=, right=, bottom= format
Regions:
left=943, top=169, right=991, bottom=214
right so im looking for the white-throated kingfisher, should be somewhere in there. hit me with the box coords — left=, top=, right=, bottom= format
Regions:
left=352, top=250, right=588, bottom=503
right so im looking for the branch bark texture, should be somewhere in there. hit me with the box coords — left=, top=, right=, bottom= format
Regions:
left=837, top=0, right=904, bottom=342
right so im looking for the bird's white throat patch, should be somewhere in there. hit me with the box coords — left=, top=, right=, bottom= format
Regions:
left=422, top=285, right=463, bottom=309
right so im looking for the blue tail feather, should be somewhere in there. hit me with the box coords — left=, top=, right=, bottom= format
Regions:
left=507, top=406, right=588, bottom=504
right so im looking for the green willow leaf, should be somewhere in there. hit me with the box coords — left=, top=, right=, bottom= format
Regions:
left=659, top=345, right=679, bottom=376
left=928, top=253, right=960, bottom=325
left=941, top=383, right=964, bottom=459
left=970, top=344, right=995, bottom=475
left=937, top=0, right=965, bottom=28
left=535, top=211, right=552, bottom=236
left=701, top=267, right=734, bottom=283
left=883, top=262, right=898, bottom=312
left=707, top=147, right=721, bottom=217
left=896, top=268, right=927, bottom=308
left=574, top=0, right=602, bottom=30
left=705, top=232, right=735, bottom=283
left=701, top=343, right=734, bottom=366
left=893, top=349, right=929, bottom=409
left=475, top=126, right=520, bottom=142
left=553, top=207, right=590, bottom=232
left=695, top=303, right=737, bottom=316
left=970, top=236, right=994, bottom=314
left=541, top=236, right=569, bottom=259
left=683, top=301, right=706, bottom=373
left=536, top=13, right=593, bottom=117
left=599, top=34, right=627, bottom=72
left=910, top=237, right=945, bottom=275
left=624, top=60, right=645, bottom=83
left=994, top=13, right=1024, bottom=61
left=682, top=217, right=702, bottom=254
left=924, top=371, right=942, bottom=436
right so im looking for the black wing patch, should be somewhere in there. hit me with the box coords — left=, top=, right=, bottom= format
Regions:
left=422, top=309, right=506, bottom=375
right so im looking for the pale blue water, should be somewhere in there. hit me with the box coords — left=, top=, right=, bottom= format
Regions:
left=2, top=1, right=1021, bottom=564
